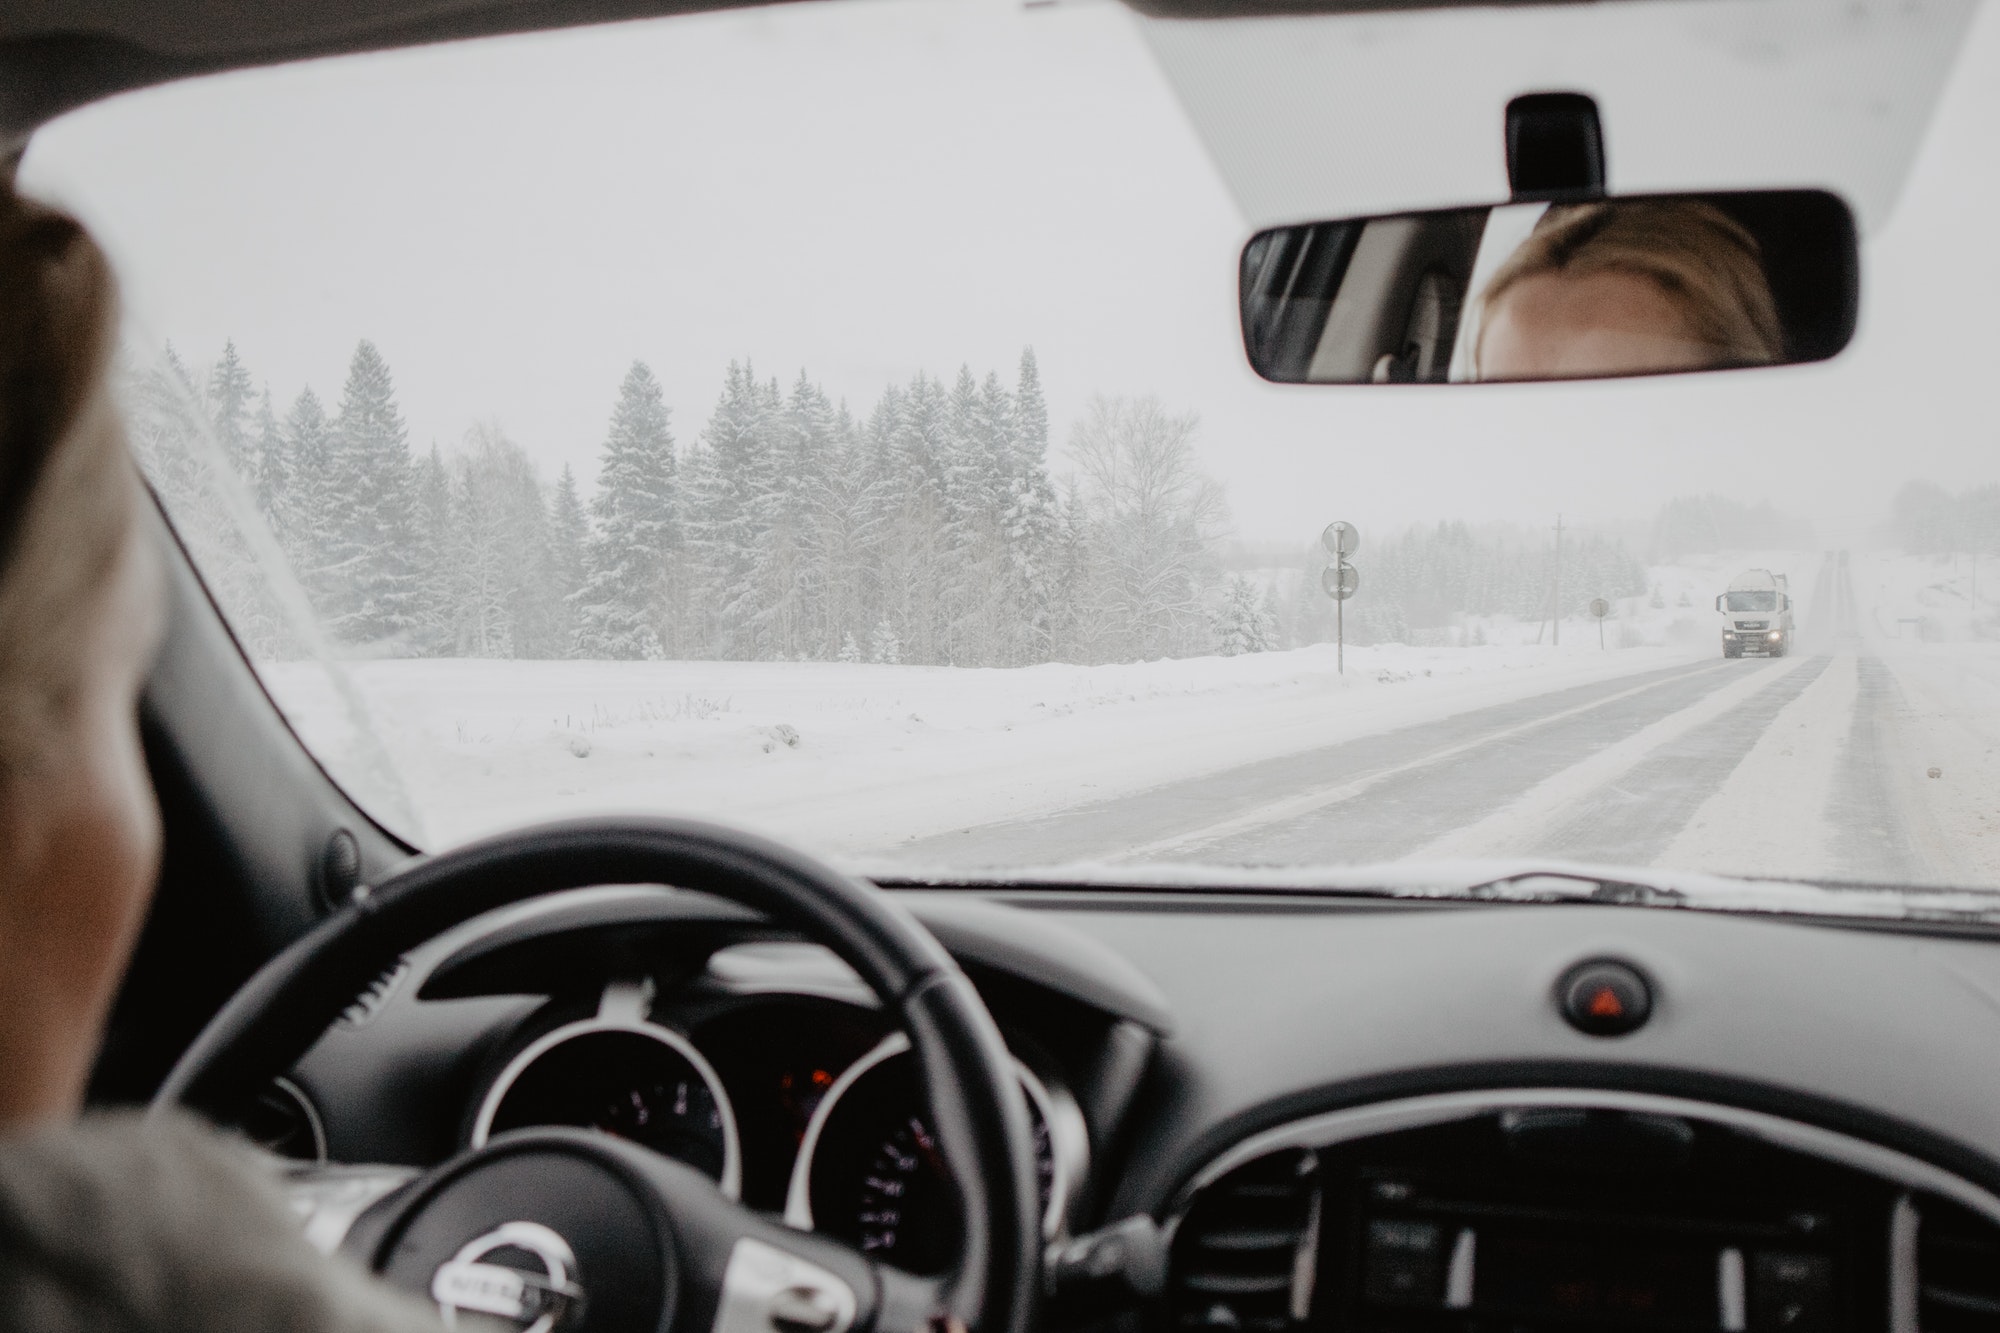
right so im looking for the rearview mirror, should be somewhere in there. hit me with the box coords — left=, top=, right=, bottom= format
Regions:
left=1239, top=190, right=1857, bottom=385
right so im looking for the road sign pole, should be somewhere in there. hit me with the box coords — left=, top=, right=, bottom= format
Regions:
left=1319, top=522, right=1360, bottom=677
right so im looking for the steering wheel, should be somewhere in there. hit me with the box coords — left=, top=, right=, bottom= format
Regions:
left=151, top=817, right=1043, bottom=1333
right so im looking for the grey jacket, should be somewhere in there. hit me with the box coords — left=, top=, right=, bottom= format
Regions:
left=0, top=1113, right=445, bottom=1333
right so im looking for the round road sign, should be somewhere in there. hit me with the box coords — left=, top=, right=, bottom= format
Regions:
left=1589, top=597, right=1610, bottom=618
left=1320, top=521, right=1359, bottom=557
left=1321, top=562, right=1359, bottom=601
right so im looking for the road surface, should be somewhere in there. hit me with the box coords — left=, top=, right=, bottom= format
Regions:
left=890, top=552, right=1989, bottom=889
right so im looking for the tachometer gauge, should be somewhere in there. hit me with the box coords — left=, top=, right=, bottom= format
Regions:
left=786, top=1034, right=1084, bottom=1274
left=473, top=1018, right=742, bottom=1198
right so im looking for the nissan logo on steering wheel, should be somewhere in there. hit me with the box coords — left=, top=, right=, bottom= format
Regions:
left=430, top=1220, right=586, bottom=1333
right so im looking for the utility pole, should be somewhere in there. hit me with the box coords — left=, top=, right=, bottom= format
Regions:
left=1552, top=513, right=1564, bottom=647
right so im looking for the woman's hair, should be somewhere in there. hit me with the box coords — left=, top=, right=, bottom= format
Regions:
left=0, top=186, right=146, bottom=776
left=1475, top=199, right=1785, bottom=374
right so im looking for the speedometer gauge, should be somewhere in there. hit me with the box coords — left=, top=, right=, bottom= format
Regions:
left=473, top=1017, right=742, bottom=1198
left=786, top=1034, right=1083, bottom=1274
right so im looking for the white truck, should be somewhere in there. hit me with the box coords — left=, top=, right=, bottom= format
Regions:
left=1715, top=568, right=1793, bottom=658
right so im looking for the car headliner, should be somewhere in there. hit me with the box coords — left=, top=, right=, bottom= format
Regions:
left=0, top=0, right=1582, bottom=148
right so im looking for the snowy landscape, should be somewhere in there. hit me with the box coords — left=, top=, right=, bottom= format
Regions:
left=126, top=334, right=2000, bottom=897
left=252, top=545, right=2000, bottom=899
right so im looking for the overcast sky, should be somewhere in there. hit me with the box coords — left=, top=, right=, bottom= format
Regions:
left=20, top=0, right=2000, bottom=547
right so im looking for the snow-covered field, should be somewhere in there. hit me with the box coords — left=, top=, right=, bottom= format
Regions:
left=256, top=547, right=2000, bottom=896
left=266, top=640, right=1704, bottom=857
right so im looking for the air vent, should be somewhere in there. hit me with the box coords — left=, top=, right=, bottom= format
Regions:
left=1171, top=1149, right=1321, bottom=1333
left=1919, top=1195, right=2000, bottom=1331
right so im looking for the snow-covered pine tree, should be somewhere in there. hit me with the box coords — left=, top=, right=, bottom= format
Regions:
left=1260, top=584, right=1287, bottom=650
left=868, top=619, right=901, bottom=665
left=448, top=425, right=560, bottom=658
left=575, top=361, right=678, bottom=660
left=124, top=343, right=295, bottom=656
left=1045, top=476, right=1092, bottom=662
left=548, top=464, right=589, bottom=656
left=1213, top=574, right=1275, bottom=655
left=206, top=339, right=258, bottom=489
left=685, top=361, right=781, bottom=659
left=1000, top=349, right=1060, bottom=665
left=805, top=396, right=880, bottom=663
left=253, top=389, right=287, bottom=519
left=881, top=372, right=952, bottom=664
left=277, top=386, right=337, bottom=615
left=411, top=444, right=455, bottom=655
left=322, top=340, right=425, bottom=651
left=774, top=372, right=853, bottom=660
left=938, top=365, right=1007, bottom=664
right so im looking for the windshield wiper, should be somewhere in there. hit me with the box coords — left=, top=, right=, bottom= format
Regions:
left=866, top=859, right=2000, bottom=926
left=1460, top=869, right=1686, bottom=907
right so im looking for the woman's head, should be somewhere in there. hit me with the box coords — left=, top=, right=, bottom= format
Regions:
left=0, top=186, right=165, bottom=1127
left=1472, top=199, right=1784, bottom=381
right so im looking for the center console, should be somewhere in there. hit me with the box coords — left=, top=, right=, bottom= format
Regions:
left=1166, top=1091, right=2000, bottom=1333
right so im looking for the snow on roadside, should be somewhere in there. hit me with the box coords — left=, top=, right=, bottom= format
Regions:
left=1656, top=652, right=1858, bottom=881
left=1866, top=643, right=2000, bottom=886
left=262, top=640, right=1703, bottom=859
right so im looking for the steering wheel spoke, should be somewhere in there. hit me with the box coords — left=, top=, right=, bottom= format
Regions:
left=281, top=1161, right=420, bottom=1255
left=868, top=1268, right=953, bottom=1333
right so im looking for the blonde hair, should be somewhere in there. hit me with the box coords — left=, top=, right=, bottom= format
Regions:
left=1476, top=199, right=1784, bottom=373
left=0, top=187, right=147, bottom=776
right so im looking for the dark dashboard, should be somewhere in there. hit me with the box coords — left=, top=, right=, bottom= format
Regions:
left=275, top=886, right=2000, bottom=1331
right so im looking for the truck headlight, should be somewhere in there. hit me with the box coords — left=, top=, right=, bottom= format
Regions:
left=1768, top=631, right=1782, bottom=640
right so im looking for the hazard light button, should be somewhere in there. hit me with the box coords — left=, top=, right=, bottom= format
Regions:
left=1558, top=959, right=1652, bottom=1036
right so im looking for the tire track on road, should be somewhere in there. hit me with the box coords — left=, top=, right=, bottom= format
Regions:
left=1216, top=655, right=1819, bottom=867
left=891, top=658, right=1730, bottom=868
left=1531, top=654, right=1833, bottom=864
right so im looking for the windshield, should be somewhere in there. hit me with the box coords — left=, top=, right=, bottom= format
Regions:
left=21, top=0, right=2000, bottom=908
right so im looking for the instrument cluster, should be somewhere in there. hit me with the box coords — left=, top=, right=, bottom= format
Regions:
left=465, top=987, right=1088, bottom=1273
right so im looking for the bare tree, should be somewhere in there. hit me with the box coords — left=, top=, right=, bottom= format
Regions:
left=1064, top=395, right=1229, bottom=662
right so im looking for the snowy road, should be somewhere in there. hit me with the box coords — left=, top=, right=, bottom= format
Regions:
left=889, top=553, right=1995, bottom=889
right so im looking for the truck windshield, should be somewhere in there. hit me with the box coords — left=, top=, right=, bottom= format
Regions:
left=1726, top=592, right=1779, bottom=613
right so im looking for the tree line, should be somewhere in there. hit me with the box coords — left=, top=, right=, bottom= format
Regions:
left=126, top=340, right=1266, bottom=666
left=129, top=338, right=1674, bottom=666
left=1891, top=480, right=2000, bottom=558
left=1274, top=519, right=1648, bottom=648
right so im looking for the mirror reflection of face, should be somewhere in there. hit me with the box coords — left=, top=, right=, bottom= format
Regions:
left=1476, top=269, right=1717, bottom=381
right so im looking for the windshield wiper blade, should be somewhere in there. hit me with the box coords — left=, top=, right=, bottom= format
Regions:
left=863, top=858, right=2000, bottom=925
left=1460, top=869, right=1687, bottom=907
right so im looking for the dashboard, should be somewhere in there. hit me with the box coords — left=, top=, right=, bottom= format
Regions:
left=274, top=885, right=2000, bottom=1330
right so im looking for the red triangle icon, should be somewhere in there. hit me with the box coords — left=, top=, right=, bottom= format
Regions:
left=1587, top=986, right=1625, bottom=1018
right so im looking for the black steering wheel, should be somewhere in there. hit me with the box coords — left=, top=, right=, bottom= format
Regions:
left=151, top=817, right=1043, bottom=1333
